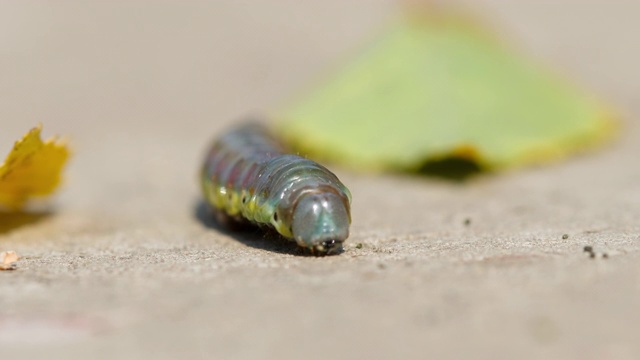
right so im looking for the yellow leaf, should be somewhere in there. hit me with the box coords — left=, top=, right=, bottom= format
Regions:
left=0, top=125, right=70, bottom=210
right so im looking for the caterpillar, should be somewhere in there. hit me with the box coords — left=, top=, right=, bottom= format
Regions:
left=200, top=122, right=352, bottom=255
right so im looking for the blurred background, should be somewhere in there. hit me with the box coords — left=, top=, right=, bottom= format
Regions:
left=1, top=1, right=638, bottom=214
left=1, top=1, right=640, bottom=359
left=1, top=0, right=395, bottom=217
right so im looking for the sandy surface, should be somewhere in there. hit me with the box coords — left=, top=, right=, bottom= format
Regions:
left=1, top=1, right=640, bottom=359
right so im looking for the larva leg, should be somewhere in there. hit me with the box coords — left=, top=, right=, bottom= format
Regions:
left=212, top=208, right=249, bottom=231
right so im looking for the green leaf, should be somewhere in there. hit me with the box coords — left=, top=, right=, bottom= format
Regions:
left=274, top=13, right=617, bottom=174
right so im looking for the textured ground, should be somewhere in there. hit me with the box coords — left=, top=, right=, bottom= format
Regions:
left=1, top=1, right=639, bottom=359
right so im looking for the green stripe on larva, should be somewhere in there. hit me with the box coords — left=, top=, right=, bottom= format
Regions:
left=201, top=122, right=351, bottom=255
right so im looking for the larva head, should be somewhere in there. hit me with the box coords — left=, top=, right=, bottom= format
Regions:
left=291, top=192, right=350, bottom=255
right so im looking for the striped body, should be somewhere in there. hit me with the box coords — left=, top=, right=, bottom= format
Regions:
left=201, top=123, right=351, bottom=254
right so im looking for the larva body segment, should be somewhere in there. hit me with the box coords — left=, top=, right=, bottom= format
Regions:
left=201, top=122, right=352, bottom=255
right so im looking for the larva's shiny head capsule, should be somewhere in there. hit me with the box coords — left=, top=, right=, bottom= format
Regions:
left=291, top=192, right=350, bottom=255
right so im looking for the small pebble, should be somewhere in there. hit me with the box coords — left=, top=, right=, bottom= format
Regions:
left=355, top=243, right=363, bottom=249
left=464, top=218, right=471, bottom=226
left=602, top=253, right=609, bottom=259
left=0, top=251, right=19, bottom=271
left=562, top=234, right=569, bottom=239
left=589, top=252, right=596, bottom=259
left=583, top=246, right=593, bottom=253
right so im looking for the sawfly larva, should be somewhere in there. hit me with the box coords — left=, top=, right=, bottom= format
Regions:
left=200, top=122, right=351, bottom=255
